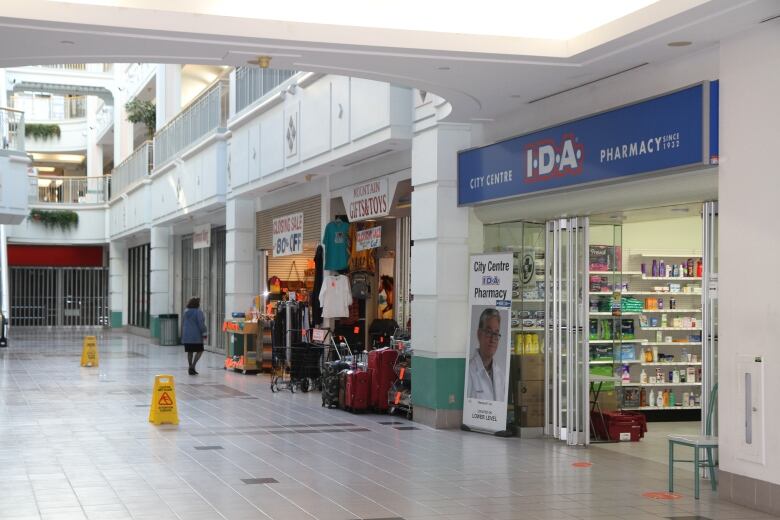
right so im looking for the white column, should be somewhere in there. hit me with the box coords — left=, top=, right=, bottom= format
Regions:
left=225, top=198, right=256, bottom=316
left=150, top=225, right=171, bottom=340
left=410, top=121, right=472, bottom=428
left=86, top=96, right=104, bottom=203
left=155, top=64, right=181, bottom=130
left=109, top=240, right=125, bottom=327
left=718, top=22, right=780, bottom=510
left=112, top=88, right=133, bottom=164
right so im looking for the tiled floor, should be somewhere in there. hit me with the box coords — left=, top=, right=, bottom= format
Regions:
left=0, top=329, right=775, bottom=520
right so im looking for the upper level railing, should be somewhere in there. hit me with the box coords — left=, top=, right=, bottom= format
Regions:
left=0, top=108, right=25, bottom=152
left=35, top=64, right=86, bottom=71
left=32, top=64, right=113, bottom=73
left=94, top=99, right=114, bottom=138
left=235, top=67, right=298, bottom=114
left=111, top=141, right=153, bottom=199
left=29, top=175, right=111, bottom=204
left=154, top=78, right=229, bottom=168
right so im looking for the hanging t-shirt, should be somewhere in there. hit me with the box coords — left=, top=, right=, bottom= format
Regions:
left=319, top=274, right=353, bottom=318
left=322, top=219, right=351, bottom=271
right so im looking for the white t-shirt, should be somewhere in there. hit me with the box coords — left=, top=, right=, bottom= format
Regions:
left=319, top=275, right=353, bottom=318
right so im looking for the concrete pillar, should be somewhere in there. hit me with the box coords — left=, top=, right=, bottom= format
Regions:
left=718, top=22, right=780, bottom=513
left=86, top=96, right=104, bottom=202
left=113, top=88, right=133, bottom=164
left=109, top=240, right=126, bottom=327
left=410, top=122, right=472, bottom=428
left=225, top=197, right=256, bottom=316
left=155, top=64, right=181, bottom=130
left=149, top=225, right=172, bottom=340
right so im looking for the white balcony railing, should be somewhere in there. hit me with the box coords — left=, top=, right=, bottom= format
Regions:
left=94, top=100, right=114, bottom=138
left=11, top=94, right=86, bottom=121
left=29, top=175, right=111, bottom=204
left=0, top=108, right=25, bottom=152
left=235, top=67, right=298, bottom=114
left=111, top=141, right=153, bottom=199
left=35, top=64, right=87, bottom=71
left=154, top=78, right=229, bottom=168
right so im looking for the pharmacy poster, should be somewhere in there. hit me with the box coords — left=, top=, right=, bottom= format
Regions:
left=462, top=253, right=514, bottom=434
left=272, top=212, right=304, bottom=257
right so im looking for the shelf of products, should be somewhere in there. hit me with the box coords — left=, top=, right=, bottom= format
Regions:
left=642, top=309, right=701, bottom=313
left=640, top=327, right=701, bottom=331
left=642, top=276, right=702, bottom=281
left=638, top=253, right=702, bottom=259
left=589, top=339, right=647, bottom=345
left=641, top=362, right=701, bottom=366
left=589, top=271, right=643, bottom=276
left=631, top=382, right=702, bottom=387
left=624, top=406, right=702, bottom=411
left=590, top=360, right=641, bottom=365
left=643, top=342, right=702, bottom=346
left=589, top=312, right=641, bottom=316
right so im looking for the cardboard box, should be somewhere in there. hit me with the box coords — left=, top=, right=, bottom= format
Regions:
left=520, top=354, right=545, bottom=381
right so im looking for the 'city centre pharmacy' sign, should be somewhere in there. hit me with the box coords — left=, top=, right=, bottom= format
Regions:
left=272, top=212, right=304, bottom=257
left=458, top=83, right=717, bottom=205
left=340, top=178, right=390, bottom=221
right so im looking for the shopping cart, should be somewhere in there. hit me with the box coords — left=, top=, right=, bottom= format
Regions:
left=387, top=340, right=413, bottom=419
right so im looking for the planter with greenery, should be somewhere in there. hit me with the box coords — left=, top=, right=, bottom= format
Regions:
left=125, top=99, right=156, bottom=139
left=25, top=123, right=62, bottom=140
left=28, top=209, right=79, bottom=230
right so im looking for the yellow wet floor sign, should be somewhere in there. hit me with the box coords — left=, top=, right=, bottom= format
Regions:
left=80, top=336, right=98, bottom=367
left=149, top=374, right=179, bottom=425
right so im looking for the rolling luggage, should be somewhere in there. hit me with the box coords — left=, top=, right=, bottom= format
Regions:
left=338, top=370, right=348, bottom=409
left=321, top=360, right=348, bottom=408
left=345, top=370, right=371, bottom=412
left=368, top=347, right=399, bottom=412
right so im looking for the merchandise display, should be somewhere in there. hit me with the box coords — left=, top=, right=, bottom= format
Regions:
left=319, top=274, right=353, bottom=318
left=322, top=218, right=351, bottom=271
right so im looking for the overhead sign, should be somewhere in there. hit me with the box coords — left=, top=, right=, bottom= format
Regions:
left=340, top=178, right=390, bottom=221
left=272, top=212, right=304, bottom=257
left=458, top=83, right=714, bottom=205
left=462, top=253, right=513, bottom=434
left=192, top=224, right=211, bottom=249
left=356, top=226, right=382, bottom=251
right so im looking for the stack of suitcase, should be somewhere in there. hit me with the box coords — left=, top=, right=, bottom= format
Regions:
left=321, top=360, right=350, bottom=409
left=345, top=370, right=371, bottom=411
left=368, top=347, right=399, bottom=412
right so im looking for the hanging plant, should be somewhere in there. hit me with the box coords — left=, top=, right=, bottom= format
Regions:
left=25, top=123, right=61, bottom=140
left=125, top=99, right=156, bottom=139
left=28, top=209, right=79, bottom=230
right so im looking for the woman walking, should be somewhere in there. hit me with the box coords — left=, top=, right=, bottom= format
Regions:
left=182, top=297, right=207, bottom=375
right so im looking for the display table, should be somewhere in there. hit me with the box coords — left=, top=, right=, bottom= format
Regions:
left=223, top=320, right=260, bottom=374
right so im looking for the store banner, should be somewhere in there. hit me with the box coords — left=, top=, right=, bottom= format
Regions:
left=272, top=212, right=304, bottom=257
left=462, top=253, right=514, bottom=434
left=340, top=178, right=390, bottom=221
left=458, top=83, right=714, bottom=205
left=192, top=224, right=211, bottom=249
left=356, top=226, right=382, bottom=251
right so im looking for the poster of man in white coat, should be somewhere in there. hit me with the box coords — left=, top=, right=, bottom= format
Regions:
left=462, top=253, right=513, bottom=434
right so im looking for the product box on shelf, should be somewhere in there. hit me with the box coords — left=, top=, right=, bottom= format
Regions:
left=619, top=387, right=641, bottom=408
left=620, top=344, right=636, bottom=361
left=589, top=245, right=622, bottom=272
left=520, top=354, right=544, bottom=381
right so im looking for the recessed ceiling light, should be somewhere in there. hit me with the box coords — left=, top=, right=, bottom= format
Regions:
left=437, top=66, right=450, bottom=71
left=510, top=94, right=524, bottom=99
left=667, top=41, right=692, bottom=47
left=60, top=40, right=75, bottom=45
left=670, top=207, right=690, bottom=213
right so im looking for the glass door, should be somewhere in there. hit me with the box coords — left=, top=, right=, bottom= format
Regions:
left=545, top=217, right=589, bottom=445
left=702, top=202, right=718, bottom=436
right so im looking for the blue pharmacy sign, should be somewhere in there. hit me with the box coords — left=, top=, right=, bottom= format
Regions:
left=458, top=83, right=717, bottom=206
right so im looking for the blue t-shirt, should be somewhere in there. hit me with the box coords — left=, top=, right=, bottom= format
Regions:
left=323, top=220, right=350, bottom=271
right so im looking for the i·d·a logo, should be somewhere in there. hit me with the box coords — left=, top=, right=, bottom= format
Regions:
left=524, top=133, right=584, bottom=183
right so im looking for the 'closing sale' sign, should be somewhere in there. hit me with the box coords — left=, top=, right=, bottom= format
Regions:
left=272, top=213, right=304, bottom=257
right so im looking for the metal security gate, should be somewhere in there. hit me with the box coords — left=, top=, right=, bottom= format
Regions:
left=182, top=227, right=226, bottom=353
left=10, top=267, right=109, bottom=327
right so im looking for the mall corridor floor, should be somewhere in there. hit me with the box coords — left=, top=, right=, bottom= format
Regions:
left=0, top=330, right=773, bottom=520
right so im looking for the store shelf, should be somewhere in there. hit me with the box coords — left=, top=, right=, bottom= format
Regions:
left=640, top=327, right=701, bottom=331
left=628, top=382, right=702, bottom=387
left=512, top=299, right=545, bottom=303
left=643, top=342, right=702, bottom=346
left=589, top=312, right=641, bottom=316
left=512, top=327, right=545, bottom=332
left=641, top=362, right=702, bottom=367
left=589, top=271, right=643, bottom=276
left=638, top=253, right=702, bottom=258
left=589, top=339, right=647, bottom=345
left=623, top=406, right=702, bottom=411
left=642, top=309, right=701, bottom=313
left=589, top=360, right=641, bottom=365
left=642, top=276, right=702, bottom=281
left=619, top=291, right=702, bottom=296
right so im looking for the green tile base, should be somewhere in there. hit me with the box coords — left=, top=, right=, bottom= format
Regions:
left=150, top=316, right=160, bottom=339
left=411, top=356, right=465, bottom=410
left=110, top=311, right=122, bottom=328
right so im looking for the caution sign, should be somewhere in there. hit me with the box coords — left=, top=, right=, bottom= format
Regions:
left=80, top=336, right=99, bottom=367
left=148, top=374, right=179, bottom=425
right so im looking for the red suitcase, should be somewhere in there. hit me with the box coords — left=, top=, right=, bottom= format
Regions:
left=345, top=370, right=371, bottom=412
left=368, top=348, right=399, bottom=411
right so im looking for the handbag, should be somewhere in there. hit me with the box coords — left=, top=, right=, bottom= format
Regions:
left=351, top=271, right=371, bottom=300
left=285, top=261, right=304, bottom=291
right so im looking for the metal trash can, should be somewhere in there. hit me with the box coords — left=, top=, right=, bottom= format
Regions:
left=159, top=314, right=179, bottom=346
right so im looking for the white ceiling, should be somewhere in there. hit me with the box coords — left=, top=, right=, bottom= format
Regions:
left=0, top=0, right=777, bottom=121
